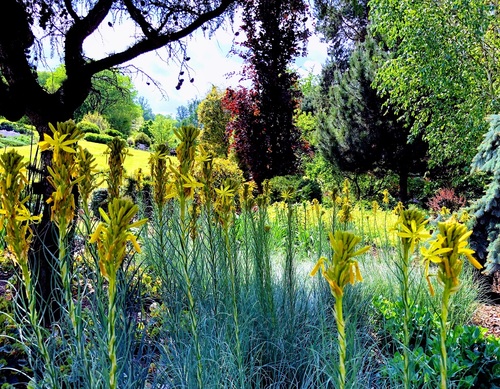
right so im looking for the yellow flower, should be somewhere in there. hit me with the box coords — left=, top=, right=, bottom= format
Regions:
left=38, top=121, right=82, bottom=163
left=382, top=189, right=390, bottom=205
left=421, top=220, right=482, bottom=296
left=181, top=173, right=204, bottom=199
left=395, top=207, right=431, bottom=253
left=440, top=206, right=451, bottom=217
left=311, top=231, right=369, bottom=298
left=215, top=183, right=236, bottom=201
left=281, top=188, right=294, bottom=203
left=89, top=198, right=147, bottom=280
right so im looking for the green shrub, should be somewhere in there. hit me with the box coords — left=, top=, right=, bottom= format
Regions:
left=134, top=132, right=152, bottom=148
left=81, top=111, right=110, bottom=132
left=268, top=175, right=322, bottom=203
left=77, top=120, right=100, bottom=134
left=194, top=157, right=245, bottom=189
left=105, top=129, right=124, bottom=138
left=0, top=135, right=34, bottom=147
left=0, top=120, right=35, bottom=135
left=383, top=324, right=500, bottom=388
left=84, top=133, right=114, bottom=144
left=139, top=120, right=154, bottom=139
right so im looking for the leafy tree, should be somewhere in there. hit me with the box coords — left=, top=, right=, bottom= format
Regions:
left=150, top=114, right=177, bottom=147
left=197, top=85, right=230, bottom=156
left=222, top=87, right=259, bottom=180
left=176, top=98, right=200, bottom=128
left=231, top=0, right=310, bottom=187
left=74, top=69, right=142, bottom=135
left=369, top=0, right=500, bottom=176
left=317, top=37, right=427, bottom=202
left=137, top=96, right=155, bottom=121
left=0, top=0, right=236, bottom=322
left=40, top=66, right=143, bottom=135
left=38, top=64, right=67, bottom=93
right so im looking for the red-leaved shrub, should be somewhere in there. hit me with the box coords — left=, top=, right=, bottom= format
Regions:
left=428, top=188, right=466, bottom=213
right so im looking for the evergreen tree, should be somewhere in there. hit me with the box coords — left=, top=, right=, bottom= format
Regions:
left=197, top=86, right=230, bottom=157
left=469, top=114, right=500, bottom=278
left=317, top=37, right=427, bottom=202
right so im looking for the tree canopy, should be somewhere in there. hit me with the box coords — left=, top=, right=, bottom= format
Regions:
left=229, top=0, right=310, bottom=187
left=197, top=86, right=230, bottom=157
left=369, top=0, right=500, bottom=172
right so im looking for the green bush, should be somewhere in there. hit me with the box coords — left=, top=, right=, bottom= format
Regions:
left=139, top=120, right=154, bottom=139
left=0, top=135, right=34, bottom=147
left=194, top=157, right=245, bottom=190
left=134, top=132, right=152, bottom=148
left=104, top=129, right=124, bottom=138
left=77, top=120, right=100, bottom=134
left=84, top=133, right=114, bottom=144
left=268, top=175, right=322, bottom=203
left=0, top=120, right=35, bottom=135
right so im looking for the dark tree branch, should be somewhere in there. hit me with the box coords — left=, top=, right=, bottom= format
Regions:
left=123, top=0, right=158, bottom=38
left=64, top=0, right=80, bottom=21
left=65, top=0, right=114, bottom=76
left=84, top=0, right=235, bottom=75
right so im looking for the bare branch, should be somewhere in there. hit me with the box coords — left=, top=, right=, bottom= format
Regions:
left=85, top=0, right=235, bottom=75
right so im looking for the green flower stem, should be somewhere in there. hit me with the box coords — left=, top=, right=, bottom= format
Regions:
left=107, top=275, right=118, bottom=389
left=401, top=246, right=411, bottom=389
left=439, top=284, right=451, bottom=389
left=334, top=295, right=346, bottom=389
left=285, top=203, right=296, bottom=319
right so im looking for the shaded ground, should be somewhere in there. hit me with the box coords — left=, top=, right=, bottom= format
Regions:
left=471, top=270, right=500, bottom=338
left=472, top=303, right=500, bottom=337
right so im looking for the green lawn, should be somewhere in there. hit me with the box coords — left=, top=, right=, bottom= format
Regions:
left=4, top=139, right=155, bottom=178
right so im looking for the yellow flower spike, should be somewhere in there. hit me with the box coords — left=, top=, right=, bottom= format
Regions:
left=395, top=207, right=431, bottom=254
left=91, top=198, right=147, bottom=281
left=313, top=230, right=368, bottom=298
left=382, top=189, right=390, bottom=205
left=421, top=219, right=482, bottom=296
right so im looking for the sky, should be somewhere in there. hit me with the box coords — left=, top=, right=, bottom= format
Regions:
left=75, top=12, right=330, bottom=117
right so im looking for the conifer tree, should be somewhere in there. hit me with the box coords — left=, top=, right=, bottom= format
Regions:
left=317, top=37, right=427, bottom=202
left=469, top=114, right=500, bottom=278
